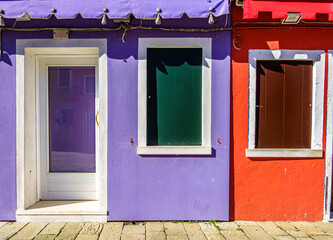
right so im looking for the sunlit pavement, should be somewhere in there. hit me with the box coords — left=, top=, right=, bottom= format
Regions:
left=1, top=221, right=333, bottom=240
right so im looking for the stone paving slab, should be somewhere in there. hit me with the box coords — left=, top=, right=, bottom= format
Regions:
left=199, top=222, right=220, bottom=234
left=121, top=233, right=145, bottom=240
left=164, top=223, right=186, bottom=236
left=291, top=221, right=326, bottom=235
left=313, top=221, right=333, bottom=230
left=187, top=233, right=207, bottom=240
left=39, top=222, right=66, bottom=235
left=235, top=221, right=258, bottom=226
left=186, top=229, right=207, bottom=240
left=34, top=235, right=57, bottom=240
left=183, top=222, right=201, bottom=230
left=205, top=233, right=226, bottom=240
left=76, top=223, right=103, bottom=240
left=220, top=229, right=249, bottom=240
left=286, top=229, right=309, bottom=238
left=122, top=224, right=145, bottom=234
left=99, top=222, right=123, bottom=240
left=274, top=236, right=295, bottom=240
left=241, top=225, right=274, bottom=240
left=312, top=236, right=333, bottom=240
left=216, top=222, right=238, bottom=230
left=0, top=222, right=7, bottom=229
left=55, top=222, right=84, bottom=240
left=10, top=222, right=47, bottom=240
left=0, top=222, right=26, bottom=240
left=274, top=221, right=298, bottom=231
left=166, top=235, right=188, bottom=240
left=1, top=221, right=333, bottom=239
left=146, top=232, right=166, bottom=240
left=257, top=221, right=289, bottom=236
left=146, top=222, right=164, bottom=232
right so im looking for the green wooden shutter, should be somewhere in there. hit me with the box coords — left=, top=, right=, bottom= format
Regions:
left=147, top=48, right=202, bottom=146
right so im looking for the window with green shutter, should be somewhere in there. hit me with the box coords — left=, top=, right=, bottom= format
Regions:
left=147, top=48, right=202, bottom=146
left=137, top=38, right=212, bottom=155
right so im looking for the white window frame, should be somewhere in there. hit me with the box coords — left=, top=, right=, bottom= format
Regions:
left=16, top=39, right=108, bottom=222
left=137, top=38, right=212, bottom=155
left=246, top=50, right=325, bottom=158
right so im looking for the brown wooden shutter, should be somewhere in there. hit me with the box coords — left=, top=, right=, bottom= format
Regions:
left=255, top=60, right=312, bottom=148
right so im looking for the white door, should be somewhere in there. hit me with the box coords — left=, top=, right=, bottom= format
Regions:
left=37, top=55, right=99, bottom=200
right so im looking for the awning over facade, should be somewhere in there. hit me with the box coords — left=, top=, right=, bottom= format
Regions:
left=244, top=0, right=333, bottom=21
left=0, top=0, right=229, bottom=19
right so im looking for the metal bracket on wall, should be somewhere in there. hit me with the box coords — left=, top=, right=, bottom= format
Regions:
left=235, top=0, right=244, bottom=7
left=53, top=29, right=69, bottom=40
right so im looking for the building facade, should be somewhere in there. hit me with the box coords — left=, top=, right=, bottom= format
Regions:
left=231, top=0, right=333, bottom=221
left=0, top=0, right=231, bottom=222
left=1, top=0, right=333, bottom=222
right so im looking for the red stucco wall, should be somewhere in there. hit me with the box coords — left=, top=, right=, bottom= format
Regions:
left=230, top=5, right=329, bottom=221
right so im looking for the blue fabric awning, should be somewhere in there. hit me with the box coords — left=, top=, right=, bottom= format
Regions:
left=0, top=0, right=229, bottom=19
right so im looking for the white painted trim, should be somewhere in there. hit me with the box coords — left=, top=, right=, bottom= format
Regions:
left=248, top=50, right=325, bottom=154
left=37, top=56, right=98, bottom=200
left=246, top=149, right=323, bottom=158
left=137, top=38, right=212, bottom=155
left=324, top=51, right=333, bottom=221
left=16, top=39, right=108, bottom=219
left=16, top=215, right=107, bottom=223
left=137, top=146, right=212, bottom=155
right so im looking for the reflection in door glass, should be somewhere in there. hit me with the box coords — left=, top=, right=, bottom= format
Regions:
left=49, top=67, right=96, bottom=172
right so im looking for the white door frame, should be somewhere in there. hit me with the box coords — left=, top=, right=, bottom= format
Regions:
left=324, top=51, right=333, bottom=221
left=37, top=56, right=99, bottom=200
left=16, top=39, right=108, bottom=221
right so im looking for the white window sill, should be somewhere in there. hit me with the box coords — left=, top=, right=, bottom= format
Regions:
left=137, top=146, right=212, bottom=155
left=246, top=149, right=323, bottom=158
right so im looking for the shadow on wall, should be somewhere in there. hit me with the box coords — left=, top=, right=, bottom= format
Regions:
left=1, top=14, right=230, bottom=66
left=1, top=52, right=12, bottom=66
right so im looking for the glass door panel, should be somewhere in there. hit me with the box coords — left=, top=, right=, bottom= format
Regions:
left=49, top=67, right=96, bottom=173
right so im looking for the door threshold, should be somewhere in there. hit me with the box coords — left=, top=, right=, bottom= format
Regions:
left=16, top=200, right=107, bottom=222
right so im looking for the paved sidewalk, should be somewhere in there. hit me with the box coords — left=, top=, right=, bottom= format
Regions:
left=1, top=221, right=333, bottom=240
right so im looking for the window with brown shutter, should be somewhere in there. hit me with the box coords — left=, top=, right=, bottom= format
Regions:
left=255, top=60, right=313, bottom=148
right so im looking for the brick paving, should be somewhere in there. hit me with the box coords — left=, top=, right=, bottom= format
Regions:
left=1, top=221, right=333, bottom=240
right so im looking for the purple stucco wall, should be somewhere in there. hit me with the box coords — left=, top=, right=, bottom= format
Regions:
left=0, top=30, right=18, bottom=221
left=0, top=24, right=230, bottom=221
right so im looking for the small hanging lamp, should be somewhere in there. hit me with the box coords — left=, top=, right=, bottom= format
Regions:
left=101, top=8, right=108, bottom=25
left=155, top=8, right=162, bottom=25
left=208, top=7, right=214, bottom=24
left=0, top=10, right=5, bottom=27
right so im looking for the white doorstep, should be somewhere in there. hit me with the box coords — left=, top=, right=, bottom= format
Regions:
left=16, top=200, right=107, bottom=222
